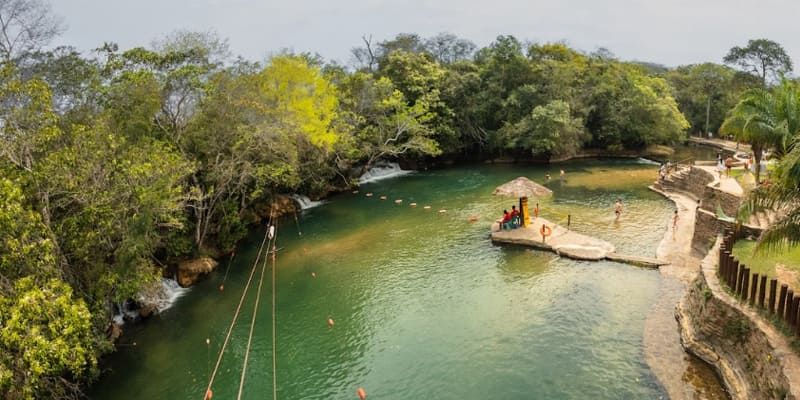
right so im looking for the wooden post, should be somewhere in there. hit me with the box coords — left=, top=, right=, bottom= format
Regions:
left=769, top=279, right=778, bottom=314
left=778, top=284, right=789, bottom=317
left=520, top=197, right=530, bottom=228
left=785, top=289, right=795, bottom=323
left=728, top=256, right=737, bottom=289
left=758, top=275, right=767, bottom=308
left=741, top=268, right=750, bottom=299
left=790, top=296, right=800, bottom=327
left=750, top=273, right=758, bottom=306
left=737, top=263, right=745, bottom=295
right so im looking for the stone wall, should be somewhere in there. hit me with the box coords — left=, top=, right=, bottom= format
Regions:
left=677, top=244, right=799, bottom=400
left=702, top=182, right=742, bottom=218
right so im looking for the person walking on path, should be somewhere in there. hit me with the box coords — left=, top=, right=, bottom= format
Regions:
left=614, top=199, right=623, bottom=221
left=671, top=210, right=679, bottom=240
left=725, top=156, right=734, bottom=177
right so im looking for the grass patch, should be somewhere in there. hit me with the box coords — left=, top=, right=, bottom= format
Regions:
left=732, top=240, right=800, bottom=288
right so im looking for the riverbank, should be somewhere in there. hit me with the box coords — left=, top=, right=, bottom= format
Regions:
left=643, top=185, right=729, bottom=399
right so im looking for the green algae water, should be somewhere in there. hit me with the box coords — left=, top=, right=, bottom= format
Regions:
left=91, top=160, right=696, bottom=399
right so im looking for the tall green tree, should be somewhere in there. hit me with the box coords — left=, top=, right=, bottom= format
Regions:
left=721, top=79, right=800, bottom=184
left=724, top=39, right=793, bottom=86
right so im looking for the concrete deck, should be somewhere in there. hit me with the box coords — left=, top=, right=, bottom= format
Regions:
left=491, top=217, right=667, bottom=268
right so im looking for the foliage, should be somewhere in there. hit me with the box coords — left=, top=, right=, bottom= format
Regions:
left=0, top=0, right=64, bottom=61
left=0, top=277, right=96, bottom=400
left=724, top=39, right=793, bottom=86
left=497, top=100, right=587, bottom=158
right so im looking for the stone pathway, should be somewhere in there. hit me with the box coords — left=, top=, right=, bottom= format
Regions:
left=643, top=188, right=729, bottom=399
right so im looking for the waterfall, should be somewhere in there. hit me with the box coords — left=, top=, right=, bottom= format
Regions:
left=138, top=278, right=190, bottom=313
left=636, top=157, right=661, bottom=166
left=288, top=194, right=326, bottom=210
left=358, top=162, right=412, bottom=184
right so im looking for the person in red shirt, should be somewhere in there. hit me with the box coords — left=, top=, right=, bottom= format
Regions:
left=501, top=209, right=512, bottom=230
left=510, top=205, right=520, bottom=228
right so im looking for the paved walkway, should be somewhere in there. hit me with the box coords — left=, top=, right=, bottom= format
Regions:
left=643, top=188, right=730, bottom=399
left=688, top=136, right=751, bottom=154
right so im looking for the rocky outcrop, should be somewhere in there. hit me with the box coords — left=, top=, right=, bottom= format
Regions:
left=176, top=257, right=219, bottom=287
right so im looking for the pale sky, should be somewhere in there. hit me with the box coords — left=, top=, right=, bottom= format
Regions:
left=51, top=0, right=800, bottom=70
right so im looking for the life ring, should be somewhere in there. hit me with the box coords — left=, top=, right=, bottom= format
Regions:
left=540, top=225, right=552, bottom=237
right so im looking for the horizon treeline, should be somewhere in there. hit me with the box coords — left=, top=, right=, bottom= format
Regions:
left=0, top=2, right=790, bottom=397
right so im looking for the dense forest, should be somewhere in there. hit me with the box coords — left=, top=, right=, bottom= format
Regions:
left=1, top=1, right=795, bottom=398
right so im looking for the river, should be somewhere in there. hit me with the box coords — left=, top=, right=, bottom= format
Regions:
left=90, top=158, right=725, bottom=399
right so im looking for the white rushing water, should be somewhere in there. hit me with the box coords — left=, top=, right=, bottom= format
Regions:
left=636, top=157, right=661, bottom=166
left=289, top=194, right=326, bottom=210
left=358, top=162, right=413, bottom=184
left=112, top=278, right=189, bottom=325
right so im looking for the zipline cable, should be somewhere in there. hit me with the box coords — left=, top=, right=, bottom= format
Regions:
left=236, top=218, right=276, bottom=400
left=219, top=247, right=237, bottom=290
left=202, top=206, right=274, bottom=400
left=271, top=221, right=279, bottom=400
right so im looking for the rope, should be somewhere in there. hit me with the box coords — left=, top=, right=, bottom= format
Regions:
left=219, top=248, right=237, bottom=287
left=236, top=219, right=275, bottom=400
left=272, top=222, right=278, bottom=400
left=202, top=207, right=274, bottom=400
left=293, top=209, right=302, bottom=236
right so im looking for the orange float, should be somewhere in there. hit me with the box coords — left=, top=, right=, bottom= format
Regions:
left=204, top=389, right=213, bottom=400
left=540, top=224, right=552, bottom=242
left=357, top=387, right=367, bottom=400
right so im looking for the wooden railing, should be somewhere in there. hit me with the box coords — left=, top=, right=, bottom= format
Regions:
left=719, top=228, right=800, bottom=336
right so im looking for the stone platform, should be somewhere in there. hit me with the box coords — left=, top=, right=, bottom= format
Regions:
left=491, top=217, right=667, bottom=268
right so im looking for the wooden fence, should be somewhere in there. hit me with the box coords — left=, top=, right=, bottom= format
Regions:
left=719, top=228, right=800, bottom=336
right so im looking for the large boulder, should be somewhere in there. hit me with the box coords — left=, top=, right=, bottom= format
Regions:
left=176, top=257, right=219, bottom=287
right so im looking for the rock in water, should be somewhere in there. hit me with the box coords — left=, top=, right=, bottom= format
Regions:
left=177, top=257, right=219, bottom=287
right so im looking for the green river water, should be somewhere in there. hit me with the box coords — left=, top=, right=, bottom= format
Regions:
left=91, top=158, right=718, bottom=399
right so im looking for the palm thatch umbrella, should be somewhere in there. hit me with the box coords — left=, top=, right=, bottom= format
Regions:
left=493, top=177, right=552, bottom=228
left=493, top=177, right=552, bottom=198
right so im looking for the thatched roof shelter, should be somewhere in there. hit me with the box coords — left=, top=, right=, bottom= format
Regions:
left=493, top=177, right=553, bottom=198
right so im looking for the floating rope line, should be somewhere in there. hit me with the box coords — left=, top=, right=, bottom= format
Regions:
left=202, top=205, right=274, bottom=400
left=236, top=218, right=275, bottom=400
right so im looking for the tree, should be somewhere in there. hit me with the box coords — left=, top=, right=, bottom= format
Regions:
left=0, top=277, right=96, bottom=400
left=423, top=33, right=476, bottom=64
left=498, top=100, right=587, bottom=158
left=0, top=0, right=64, bottom=61
left=665, top=63, right=749, bottom=136
left=339, top=72, right=440, bottom=170
left=724, top=39, right=793, bottom=86
left=721, top=79, right=800, bottom=185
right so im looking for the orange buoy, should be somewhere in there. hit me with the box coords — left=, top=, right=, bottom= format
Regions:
left=540, top=224, right=552, bottom=242
left=327, top=318, right=335, bottom=328
left=311, top=272, right=316, bottom=278
left=357, top=387, right=367, bottom=400
left=468, top=215, right=479, bottom=222
left=205, top=388, right=213, bottom=400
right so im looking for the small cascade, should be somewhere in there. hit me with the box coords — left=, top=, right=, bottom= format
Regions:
left=138, top=278, right=190, bottom=313
left=358, top=162, right=412, bottom=184
left=288, top=194, right=325, bottom=210
left=112, top=278, right=190, bottom=325
left=636, top=157, right=661, bottom=166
